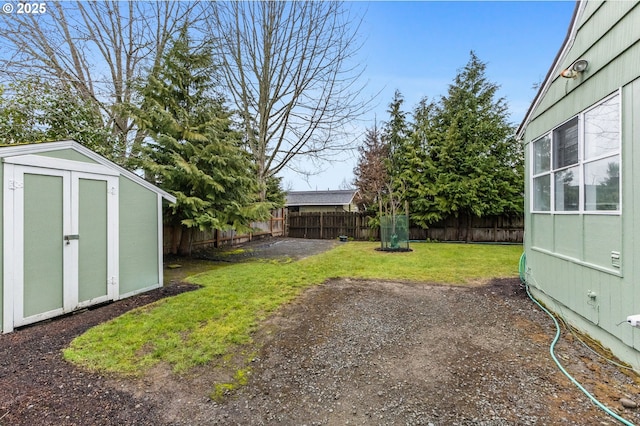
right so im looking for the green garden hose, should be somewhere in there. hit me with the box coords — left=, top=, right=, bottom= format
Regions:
left=519, top=252, right=634, bottom=426
left=519, top=252, right=527, bottom=283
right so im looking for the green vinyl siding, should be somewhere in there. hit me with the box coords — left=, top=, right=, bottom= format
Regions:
left=78, top=178, right=108, bottom=303
left=523, top=1, right=640, bottom=369
left=530, top=214, right=553, bottom=251
left=529, top=2, right=640, bottom=137
left=37, top=149, right=98, bottom=164
left=626, top=78, right=640, bottom=350
left=578, top=0, right=604, bottom=24
left=530, top=214, right=621, bottom=273
left=583, top=215, right=621, bottom=269
left=119, top=176, right=159, bottom=295
left=553, top=215, right=583, bottom=259
left=526, top=248, right=625, bottom=327
left=23, top=173, right=64, bottom=317
left=571, top=2, right=638, bottom=66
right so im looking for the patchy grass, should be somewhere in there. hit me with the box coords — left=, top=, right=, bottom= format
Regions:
left=63, top=242, right=522, bottom=376
left=211, top=367, right=251, bottom=402
left=215, top=248, right=250, bottom=257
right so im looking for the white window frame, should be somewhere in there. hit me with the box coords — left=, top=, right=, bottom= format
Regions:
left=530, top=89, right=621, bottom=215
left=531, top=135, right=551, bottom=212
left=552, top=116, right=581, bottom=213
left=582, top=92, right=621, bottom=213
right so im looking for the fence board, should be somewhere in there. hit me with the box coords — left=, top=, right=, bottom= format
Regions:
left=163, top=208, right=285, bottom=254
left=286, top=211, right=523, bottom=243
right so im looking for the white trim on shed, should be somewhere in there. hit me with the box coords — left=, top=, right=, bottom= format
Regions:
left=0, top=140, right=174, bottom=333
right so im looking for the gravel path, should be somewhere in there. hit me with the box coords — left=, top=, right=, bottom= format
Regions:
left=188, top=278, right=640, bottom=425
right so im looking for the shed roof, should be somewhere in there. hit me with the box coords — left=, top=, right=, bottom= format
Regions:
left=516, top=1, right=584, bottom=139
left=285, top=189, right=358, bottom=206
left=0, top=140, right=176, bottom=203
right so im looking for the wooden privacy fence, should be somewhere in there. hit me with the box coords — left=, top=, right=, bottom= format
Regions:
left=287, top=211, right=375, bottom=240
left=408, top=214, right=523, bottom=243
left=286, top=211, right=523, bottom=243
left=163, top=208, right=285, bottom=254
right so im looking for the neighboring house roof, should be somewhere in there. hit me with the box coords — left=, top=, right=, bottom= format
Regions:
left=516, top=1, right=584, bottom=140
left=285, top=189, right=358, bottom=206
left=0, top=140, right=177, bottom=203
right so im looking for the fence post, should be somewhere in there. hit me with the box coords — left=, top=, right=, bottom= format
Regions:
left=320, top=211, right=323, bottom=239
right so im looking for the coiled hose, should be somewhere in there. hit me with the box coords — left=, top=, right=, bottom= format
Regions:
left=519, top=253, right=634, bottom=426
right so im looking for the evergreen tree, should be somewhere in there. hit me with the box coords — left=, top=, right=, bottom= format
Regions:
left=134, top=26, right=270, bottom=254
left=264, top=175, right=287, bottom=208
left=382, top=90, right=411, bottom=217
left=402, top=97, right=441, bottom=225
left=410, top=51, right=523, bottom=227
left=0, top=78, right=116, bottom=157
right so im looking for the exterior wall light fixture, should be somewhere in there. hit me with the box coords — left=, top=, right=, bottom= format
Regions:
left=560, top=59, right=589, bottom=78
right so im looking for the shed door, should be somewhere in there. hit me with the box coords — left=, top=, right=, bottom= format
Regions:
left=3, top=163, right=118, bottom=330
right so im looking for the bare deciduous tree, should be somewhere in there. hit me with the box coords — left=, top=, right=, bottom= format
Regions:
left=353, top=123, right=388, bottom=213
left=208, top=1, right=371, bottom=199
left=0, top=1, right=198, bottom=163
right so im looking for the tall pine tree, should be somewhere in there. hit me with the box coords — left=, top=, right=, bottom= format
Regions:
left=382, top=90, right=411, bottom=218
left=134, top=26, right=270, bottom=254
left=402, top=97, right=440, bottom=225
left=410, top=51, right=523, bottom=228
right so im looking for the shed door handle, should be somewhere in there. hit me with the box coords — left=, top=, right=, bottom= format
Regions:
left=64, top=234, right=79, bottom=245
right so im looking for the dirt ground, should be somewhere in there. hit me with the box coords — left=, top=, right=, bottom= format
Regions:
left=2, top=238, right=640, bottom=425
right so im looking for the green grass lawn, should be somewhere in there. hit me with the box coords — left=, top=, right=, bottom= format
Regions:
left=64, top=242, right=522, bottom=376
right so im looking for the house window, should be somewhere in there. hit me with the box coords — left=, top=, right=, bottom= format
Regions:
left=552, top=117, right=579, bottom=211
left=554, top=166, right=579, bottom=211
left=532, top=135, right=551, bottom=211
left=584, top=157, right=619, bottom=210
left=531, top=91, right=620, bottom=214
left=583, top=94, right=620, bottom=211
left=533, top=135, right=551, bottom=174
left=533, top=174, right=551, bottom=211
left=553, top=118, right=578, bottom=169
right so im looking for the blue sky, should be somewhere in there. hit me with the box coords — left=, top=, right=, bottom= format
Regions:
left=283, top=0, right=577, bottom=191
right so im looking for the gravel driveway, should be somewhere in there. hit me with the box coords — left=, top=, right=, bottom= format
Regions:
left=183, top=278, right=640, bottom=425
left=2, top=239, right=640, bottom=425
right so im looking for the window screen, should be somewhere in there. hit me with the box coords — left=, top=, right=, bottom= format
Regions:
left=553, top=117, right=578, bottom=169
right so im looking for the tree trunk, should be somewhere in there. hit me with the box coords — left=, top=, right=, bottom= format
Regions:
left=170, top=225, right=182, bottom=255
left=378, top=191, right=384, bottom=250
left=178, top=227, right=194, bottom=256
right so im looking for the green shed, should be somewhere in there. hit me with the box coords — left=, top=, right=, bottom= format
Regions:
left=0, top=140, right=176, bottom=333
left=518, top=1, right=640, bottom=368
